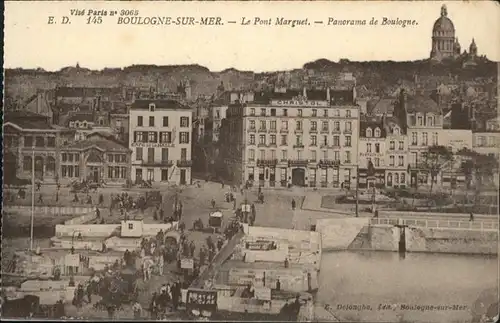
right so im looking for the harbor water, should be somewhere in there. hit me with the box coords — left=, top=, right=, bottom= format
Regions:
left=317, top=251, right=498, bottom=322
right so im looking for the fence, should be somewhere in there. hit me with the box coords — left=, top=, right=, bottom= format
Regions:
left=370, top=217, right=499, bottom=231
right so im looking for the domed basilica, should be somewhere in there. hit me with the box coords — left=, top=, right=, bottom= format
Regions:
left=430, top=5, right=478, bottom=63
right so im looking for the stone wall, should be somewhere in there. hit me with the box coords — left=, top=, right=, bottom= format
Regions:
left=315, top=218, right=370, bottom=251
left=55, top=224, right=119, bottom=238
left=367, top=225, right=399, bottom=252
left=4, top=205, right=94, bottom=216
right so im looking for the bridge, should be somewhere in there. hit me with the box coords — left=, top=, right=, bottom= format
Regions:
left=370, top=217, right=498, bottom=231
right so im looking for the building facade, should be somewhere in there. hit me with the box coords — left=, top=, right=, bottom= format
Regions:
left=358, top=117, right=387, bottom=189
left=221, top=88, right=360, bottom=188
left=129, top=100, right=193, bottom=185
left=384, top=117, right=408, bottom=189
left=3, top=111, right=75, bottom=183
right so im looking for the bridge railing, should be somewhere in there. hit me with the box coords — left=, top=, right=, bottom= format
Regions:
left=370, top=217, right=499, bottom=231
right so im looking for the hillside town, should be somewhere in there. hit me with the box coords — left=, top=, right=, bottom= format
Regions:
left=2, top=5, right=499, bottom=323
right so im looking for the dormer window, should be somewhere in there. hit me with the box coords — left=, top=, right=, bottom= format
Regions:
left=149, top=103, right=156, bottom=112
left=374, top=127, right=381, bottom=138
left=82, top=121, right=87, bottom=128
left=365, top=128, right=373, bottom=137
left=393, top=127, right=400, bottom=135
left=75, top=121, right=80, bottom=128
left=128, top=223, right=134, bottom=230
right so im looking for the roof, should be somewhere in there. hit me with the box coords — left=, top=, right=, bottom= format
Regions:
left=330, top=89, right=354, bottom=105
left=4, top=111, right=53, bottom=130
left=367, top=98, right=395, bottom=115
left=406, top=95, right=441, bottom=113
left=67, top=113, right=94, bottom=123
left=130, top=99, right=189, bottom=110
left=63, top=138, right=130, bottom=152
left=55, top=86, right=122, bottom=98
left=384, top=116, right=406, bottom=135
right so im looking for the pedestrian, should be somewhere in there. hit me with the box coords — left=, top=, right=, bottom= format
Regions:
left=233, top=199, right=237, bottom=210
left=150, top=292, right=158, bottom=319
left=276, top=278, right=281, bottom=291
left=95, top=207, right=100, bottom=219
left=133, top=301, right=142, bottom=319
left=211, top=199, right=216, bottom=209
left=38, top=194, right=43, bottom=204
left=291, top=199, right=296, bottom=210
left=469, top=212, right=474, bottom=221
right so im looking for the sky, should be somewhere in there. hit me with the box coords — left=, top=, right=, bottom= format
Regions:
left=4, top=1, right=500, bottom=72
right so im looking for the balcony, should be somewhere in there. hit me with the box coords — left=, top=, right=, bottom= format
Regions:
left=142, top=160, right=174, bottom=167
left=258, top=128, right=267, bottom=133
left=318, top=159, right=340, bottom=168
left=177, top=160, right=193, bottom=167
left=288, top=159, right=309, bottom=167
left=343, top=129, right=352, bottom=134
left=280, top=129, right=289, bottom=134
left=294, top=129, right=304, bottom=134
left=293, top=144, right=305, bottom=149
left=257, top=159, right=278, bottom=167
left=332, top=128, right=341, bottom=134
left=309, top=128, right=318, bottom=134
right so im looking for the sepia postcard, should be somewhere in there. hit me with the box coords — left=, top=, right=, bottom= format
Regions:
left=2, top=0, right=499, bottom=322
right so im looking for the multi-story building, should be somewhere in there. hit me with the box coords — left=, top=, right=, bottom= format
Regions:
left=358, top=116, right=387, bottom=189
left=220, top=87, right=360, bottom=188
left=129, top=99, right=193, bottom=185
left=384, top=116, right=408, bottom=189
left=473, top=117, right=500, bottom=159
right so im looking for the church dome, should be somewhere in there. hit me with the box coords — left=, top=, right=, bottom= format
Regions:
left=433, top=5, right=455, bottom=34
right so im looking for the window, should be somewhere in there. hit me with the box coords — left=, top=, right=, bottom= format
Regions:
left=137, top=116, right=143, bottom=127
left=181, top=148, right=187, bottom=160
left=322, top=121, right=329, bottom=131
left=322, top=135, right=328, bottom=146
left=163, top=117, right=169, bottom=127
left=400, top=173, right=406, bottom=184
left=334, top=109, right=340, bottom=117
left=148, top=132, right=157, bottom=143
left=366, top=143, right=372, bottom=153
left=312, top=109, right=317, bottom=117
left=23, top=156, right=32, bottom=171
left=68, top=154, right=73, bottom=162
left=260, top=108, right=266, bottom=116
left=249, top=149, right=255, bottom=161
left=389, top=155, right=395, bottom=166
left=324, top=109, right=328, bottom=117
left=283, top=109, right=288, bottom=116
left=295, top=135, right=302, bottom=146
left=280, top=135, right=287, bottom=145
left=311, top=135, right=317, bottom=146
left=298, top=109, right=303, bottom=117
left=270, top=120, right=277, bottom=130
left=108, top=154, right=114, bottom=163
left=390, top=141, right=395, bottom=150
left=375, top=143, right=380, bottom=153
left=249, top=134, right=255, bottom=145
left=180, top=117, right=190, bottom=127
left=398, top=156, right=404, bottom=166
left=411, top=132, right=418, bottom=145
left=259, top=150, right=265, bottom=159
left=149, top=103, right=155, bottom=112
left=345, top=136, right=351, bottom=147
left=260, top=120, right=266, bottom=130
left=35, top=137, right=45, bottom=147
left=135, top=132, right=144, bottom=142
left=147, top=169, right=154, bottom=181
left=399, top=141, right=404, bottom=150
left=259, top=135, right=266, bottom=145
left=344, top=151, right=351, bottom=163
left=422, top=133, right=428, bottom=146
left=180, top=132, right=190, bottom=144
left=161, top=169, right=169, bottom=181
left=311, top=150, right=317, bottom=161
left=47, top=137, right=56, bottom=147
left=323, top=150, right=328, bottom=160
left=432, top=132, right=439, bottom=145
left=162, top=148, right=169, bottom=161
left=248, top=167, right=255, bottom=181
left=296, top=121, right=302, bottom=131
left=417, top=116, right=423, bottom=126
left=345, top=122, right=352, bottom=132
left=148, top=116, right=155, bottom=127
left=346, top=110, right=351, bottom=118
left=366, top=128, right=372, bottom=137
left=333, top=135, right=340, bottom=147
left=334, top=121, right=340, bottom=131
left=311, top=121, right=317, bottom=131
left=249, top=120, right=256, bottom=130
left=270, top=108, right=276, bottom=117
left=333, top=151, right=340, bottom=161
left=374, top=128, right=381, bottom=138
left=375, top=158, right=380, bottom=167
left=281, top=150, right=287, bottom=160
left=160, top=132, right=172, bottom=143
left=250, top=108, right=255, bottom=116
left=136, top=147, right=143, bottom=161
left=427, top=116, right=433, bottom=126
left=147, top=148, right=154, bottom=163
left=281, top=120, right=288, bottom=130
left=270, top=135, right=276, bottom=145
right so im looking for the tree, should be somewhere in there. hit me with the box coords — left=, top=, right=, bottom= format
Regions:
left=420, top=145, right=453, bottom=196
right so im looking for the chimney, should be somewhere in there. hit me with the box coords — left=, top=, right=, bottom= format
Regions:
left=326, top=88, right=331, bottom=101
left=303, top=87, right=307, bottom=98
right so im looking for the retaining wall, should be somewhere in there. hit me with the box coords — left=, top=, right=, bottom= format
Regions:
left=315, top=218, right=370, bottom=251
left=4, top=205, right=94, bottom=216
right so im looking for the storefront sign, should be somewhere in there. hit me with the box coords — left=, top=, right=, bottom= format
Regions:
left=254, top=287, right=271, bottom=301
left=186, top=289, right=218, bottom=312
left=271, top=99, right=328, bottom=107
left=131, top=142, right=174, bottom=148
left=181, top=258, right=194, bottom=269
